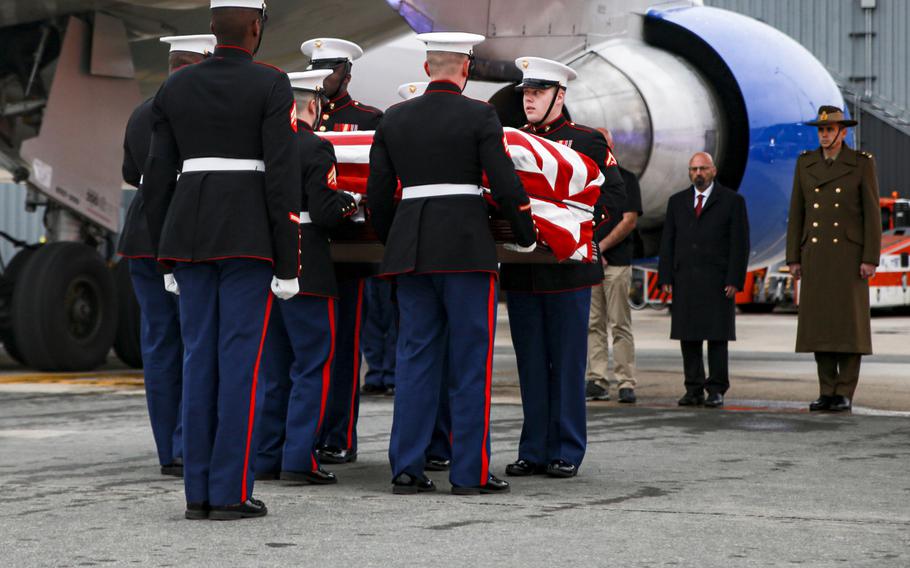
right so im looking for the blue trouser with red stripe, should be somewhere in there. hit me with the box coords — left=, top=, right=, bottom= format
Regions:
left=426, top=379, right=452, bottom=461
left=129, top=258, right=183, bottom=466
left=361, top=278, right=397, bottom=388
left=389, top=272, right=497, bottom=487
left=319, top=277, right=364, bottom=453
left=255, top=295, right=336, bottom=474
left=172, top=259, right=273, bottom=507
left=506, top=288, right=590, bottom=468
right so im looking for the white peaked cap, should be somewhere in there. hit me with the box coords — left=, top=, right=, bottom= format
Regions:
left=211, top=0, right=266, bottom=9
left=288, top=70, right=333, bottom=92
left=515, top=56, right=577, bottom=88
left=397, top=81, right=428, bottom=100
left=416, top=32, right=485, bottom=55
left=301, top=38, right=364, bottom=62
left=160, top=34, right=217, bottom=55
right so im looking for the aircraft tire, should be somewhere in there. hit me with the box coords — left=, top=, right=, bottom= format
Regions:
left=0, top=247, right=38, bottom=365
left=12, top=242, right=118, bottom=371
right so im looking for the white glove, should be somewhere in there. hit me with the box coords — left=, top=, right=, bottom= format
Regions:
left=163, top=274, right=180, bottom=295
left=271, top=276, right=299, bottom=300
left=344, top=191, right=363, bottom=206
left=504, top=242, right=538, bottom=253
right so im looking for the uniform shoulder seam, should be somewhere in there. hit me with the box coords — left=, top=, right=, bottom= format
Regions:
left=254, top=61, right=284, bottom=74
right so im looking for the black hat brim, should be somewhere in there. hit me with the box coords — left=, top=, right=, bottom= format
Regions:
left=514, top=79, right=563, bottom=91
left=805, top=118, right=858, bottom=127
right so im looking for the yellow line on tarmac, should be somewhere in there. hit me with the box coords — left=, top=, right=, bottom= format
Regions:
left=0, top=371, right=145, bottom=388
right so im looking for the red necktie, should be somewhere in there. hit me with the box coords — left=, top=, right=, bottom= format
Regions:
left=695, top=193, right=704, bottom=218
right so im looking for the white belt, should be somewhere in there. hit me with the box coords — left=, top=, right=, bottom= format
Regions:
left=401, top=184, right=483, bottom=200
left=182, top=157, right=266, bottom=173
left=297, top=211, right=312, bottom=224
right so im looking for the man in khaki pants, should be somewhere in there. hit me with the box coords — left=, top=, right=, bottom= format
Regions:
left=586, top=139, right=642, bottom=404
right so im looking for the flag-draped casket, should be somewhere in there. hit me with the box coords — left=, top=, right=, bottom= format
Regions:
left=320, top=127, right=605, bottom=263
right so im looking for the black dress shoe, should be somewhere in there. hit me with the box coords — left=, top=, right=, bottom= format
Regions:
left=704, top=393, right=724, bottom=408
left=505, top=459, right=545, bottom=477
left=425, top=456, right=451, bottom=471
left=209, top=498, right=268, bottom=521
left=280, top=468, right=337, bottom=485
left=809, top=395, right=834, bottom=411
left=161, top=462, right=183, bottom=477
left=618, top=388, right=637, bottom=404
left=316, top=446, right=357, bottom=464
left=829, top=395, right=852, bottom=412
left=678, top=393, right=705, bottom=406
left=452, top=475, right=510, bottom=495
left=185, top=501, right=210, bottom=520
left=546, top=460, right=578, bottom=478
left=392, top=473, right=436, bottom=495
left=585, top=380, right=610, bottom=401
left=361, top=383, right=386, bottom=396
left=255, top=470, right=280, bottom=481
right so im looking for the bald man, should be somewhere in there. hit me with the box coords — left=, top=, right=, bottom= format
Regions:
left=657, top=153, right=750, bottom=407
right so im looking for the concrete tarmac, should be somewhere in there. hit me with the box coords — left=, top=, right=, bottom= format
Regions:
left=1, top=310, right=908, bottom=567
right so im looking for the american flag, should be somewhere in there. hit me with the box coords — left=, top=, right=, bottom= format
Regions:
left=319, top=127, right=604, bottom=262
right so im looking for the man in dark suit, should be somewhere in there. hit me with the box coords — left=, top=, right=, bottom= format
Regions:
left=657, top=152, right=750, bottom=408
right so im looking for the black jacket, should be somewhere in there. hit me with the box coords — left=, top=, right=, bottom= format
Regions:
left=318, top=92, right=383, bottom=133
left=366, top=80, right=536, bottom=276
left=500, top=116, right=625, bottom=293
left=296, top=123, right=356, bottom=297
left=317, top=91, right=382, bottom=280
left=657, top=183, right=750, bottom=341
left=118, top=97, right=155, bottom=258
left=142, top=45, right=301, bottom=279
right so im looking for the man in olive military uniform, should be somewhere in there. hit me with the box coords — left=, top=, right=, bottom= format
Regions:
left=786, top=106, right=882, bottom=412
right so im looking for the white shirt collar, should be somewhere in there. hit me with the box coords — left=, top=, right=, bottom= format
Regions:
left=693, top=182, right=714, bottom=206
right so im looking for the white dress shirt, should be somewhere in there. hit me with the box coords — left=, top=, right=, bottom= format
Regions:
left=693, top=182, right=714, bottom=208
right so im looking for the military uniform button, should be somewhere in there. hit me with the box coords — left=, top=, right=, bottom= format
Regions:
left=833, top=222, right=839, bottom=227
left=329, top=103, right=335, bottom=110
left=319, top=126, right=326, bottom=132
left=814, top=188, right=820, bottom=193
left=833, top=238, right=838, bottom=243
left=835, top=203, right=840, bottom=208
left=813, top=203, right=820, bottom=209
left=811, top=237, right=818, bottom=243
left=835, top=188, right=842, bottom=193
left=812, top=222, right=819, bottom=227
left=322, top=114, right=329, bottom=120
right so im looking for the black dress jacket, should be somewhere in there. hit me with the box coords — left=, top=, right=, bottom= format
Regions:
left=366, top=80, right=536, bottom=276
left=142, top=45, right=301, bottom=279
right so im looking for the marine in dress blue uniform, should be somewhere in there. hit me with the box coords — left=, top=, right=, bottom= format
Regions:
left=118, top=34, right=216, bottom=478
left=254, top=70, right=360, bottom=486
left=302, top=38, right=383, bottom=464
left=395, top=81, right=452, bottom=471
left=367, top=33, right=537, bottom=494
left=142, top=0, right=301, bottom=520
left=501, top=57, right=626, bottom=479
